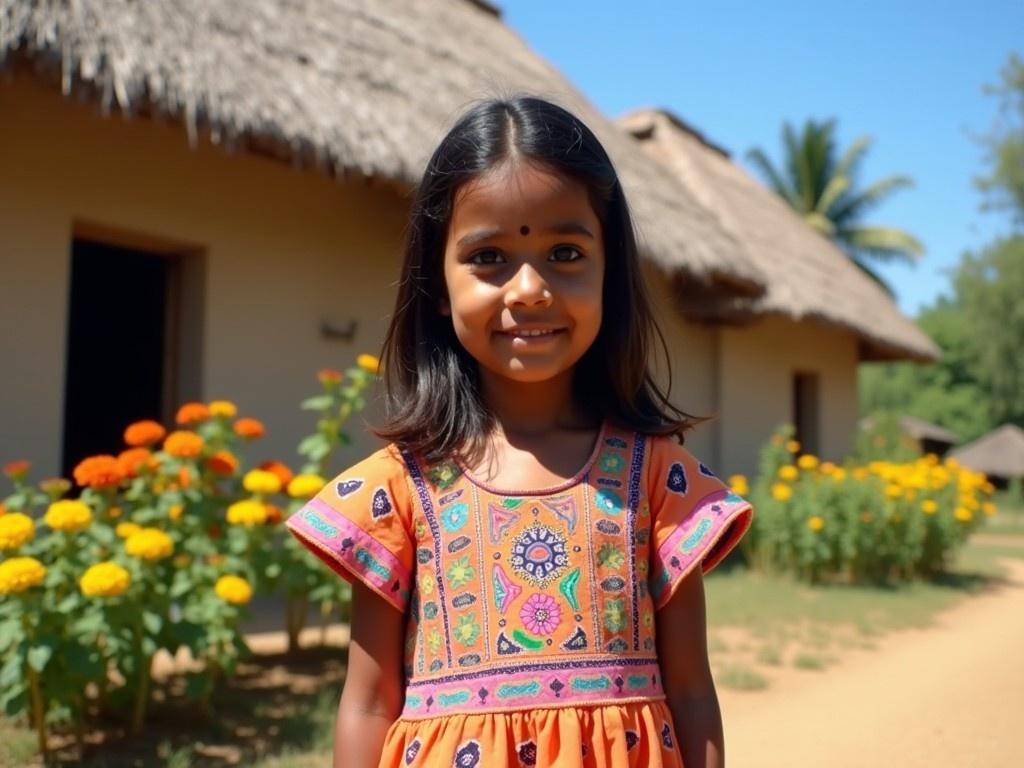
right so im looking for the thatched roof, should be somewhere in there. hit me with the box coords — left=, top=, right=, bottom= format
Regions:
left=859, top=415, right=960, bottom=445
left=949, top=424, right=1024, bottom=479
left=618, top=109, right=941, bottom=362
left=0, top=0, right=768, bottom=297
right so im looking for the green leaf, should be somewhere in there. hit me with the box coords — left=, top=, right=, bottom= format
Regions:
left=142, top=611, right=163, bottom=635
left=300, top=395, right=334, bottom=411
left=27, top=643, right=53, bottom=672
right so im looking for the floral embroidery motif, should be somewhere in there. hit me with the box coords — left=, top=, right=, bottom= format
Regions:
left=405, top=738, right=421, bottom=764
left=420, top=573, right=435, bottom=596
left=427, top=461, right=461, bottom=491
left=543, top=496, right=578, bottom=534
left=597, top=543, right=625, bottom=569
left=454, top=739, right=481, bottom=767
left=510, top=525, right=568, bottom=586
left=447, top=556, right=475, bottom=588
left=427, top=629, right=443, bottom=655
left=520, top=593, right=562, bottom=635
left=604, top=598, right=626, bottom=633
left=441, top=502, right=469, bottom=532
left=661, top=722, right=674, bottom=749
left=558, top=568, right=581, bottom=611
left=492, top=563, right=522, bottom=614
left=517, top=740, right=538, bottom=766
left=599, top=451, right=626, bottom=473
left=667, top=462, right=688, bottom=494
left=371, top=487, right=393, bottom=519
left=595, top=488, right=624, bottom=515
left=488, top=502, right=521, bottom=544
left=454, top=614, right=481, bottom=646
left=335, top=478, right=363, bottom=497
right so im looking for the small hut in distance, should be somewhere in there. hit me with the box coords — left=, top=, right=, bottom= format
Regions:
left=950, top=424, right=1024, bottom=490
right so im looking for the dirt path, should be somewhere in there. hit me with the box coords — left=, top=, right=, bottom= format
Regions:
left=717, top=557, right=1024, bottom=767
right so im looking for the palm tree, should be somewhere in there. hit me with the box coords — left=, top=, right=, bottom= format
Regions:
left=746, top=118, right=924, bottom=294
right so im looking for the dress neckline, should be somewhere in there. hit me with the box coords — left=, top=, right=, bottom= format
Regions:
left=455, top=420, right=609, bottom=497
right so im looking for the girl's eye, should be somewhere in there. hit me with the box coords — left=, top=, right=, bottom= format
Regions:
left=551, top=246, right=583, bottom=262
left=469, top=249, right=504, bottom=265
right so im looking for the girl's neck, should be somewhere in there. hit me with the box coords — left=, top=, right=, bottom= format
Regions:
left=478, top=367, right=595, bottom=437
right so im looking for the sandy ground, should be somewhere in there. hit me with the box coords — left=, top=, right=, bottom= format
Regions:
left=717, top=556, right=1024, bottom=767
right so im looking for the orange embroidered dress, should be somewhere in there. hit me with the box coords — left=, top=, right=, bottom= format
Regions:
left=286, top=421, right=753, bottom=767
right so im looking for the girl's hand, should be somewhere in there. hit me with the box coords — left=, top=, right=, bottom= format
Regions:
left=656, top=567, right=725, bottom=768
left=334, top=581, right=405, bottom=768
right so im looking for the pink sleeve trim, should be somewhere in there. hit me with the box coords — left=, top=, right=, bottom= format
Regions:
left=650, top=489, right=753, bottom=610
left=285, top=497, right=411, bottom=612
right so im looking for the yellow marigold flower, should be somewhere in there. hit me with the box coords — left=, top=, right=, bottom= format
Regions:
left=832, top=468, right=847, bottom=482
left=0, top=513, right=35, bottom=550
left=243, top=469, right=282, bottom=495
left=116, top=521, right=142, bottom=538
left=357, top=354, right=381, bottom=375
left=778, top=465, right=799, bottom=482
left=168, top=504, right=184, bottom=521
left=954, top=506, right=973, bottom=523
left=797, top=454, right=819, bottom=471
left=819, top=461, right=836, bottom=475
left=164, top=430, right=204, bottom=458
left=208, top=400, right=237, bottom=418
left=227, top=500, right=268, bottom=527
left=771, top=483, right=793, bottom=502
left=807, top=515, right=825, bottom=532
left=287, top=474, right=326, bottom=499
left=982, top=502, right=997, bottom=516
left=885, top=484, right=903, bottom=499
left=125, top=528, right=174, bottom=561
left=0, top=556, right=46, bottom=594
left=259, top=460, right=294, bottom=489
left=786, top=440, right=800, bottom=454
left=920, top=500, right=939, bottom=515
left=727, top=474, right=749, bottom=496
left=44, top=500, right=92, bottom=532
left=215, top=575, right=253, bottom=605
left=80, top=562, right=130, bottom=598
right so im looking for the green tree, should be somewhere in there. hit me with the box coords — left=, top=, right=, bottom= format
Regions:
left=747, top=118, right=924, bottom=293
left=975, top=54, right=1024, bottom=225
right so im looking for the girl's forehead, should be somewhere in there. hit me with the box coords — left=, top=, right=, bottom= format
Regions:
left=450, top=162, right=598, bottom=229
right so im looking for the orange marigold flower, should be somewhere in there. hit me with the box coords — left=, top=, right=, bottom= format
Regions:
left=317, top=369, right=344, bottom=385
left=164, top=431, right=204, bottom=458
left=73, top=456, right=124, bottom=489
left=205, top=450, right=239, bottom=475
left=123, top=420, right=166, bottom=447
left=117, top=448, right=152, bottom=479
left=259, top=460, right=294, bottom=489
left=178, top=466, right=192, bottom=490
left=265, top=504, right=284, bottom=525
left=3, top=460, right=31, bottom=480
left=175, top=402, right=210, bottom=425
left=233, top=418, right=266, bottom=439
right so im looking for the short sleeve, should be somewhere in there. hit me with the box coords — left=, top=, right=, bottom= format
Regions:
left=646, top=436, right=753, bottom=610
left=285, top=445, right=415, bottom=612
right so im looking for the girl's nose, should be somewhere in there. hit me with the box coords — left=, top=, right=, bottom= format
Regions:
left=504, top=261, right=553, bottom=308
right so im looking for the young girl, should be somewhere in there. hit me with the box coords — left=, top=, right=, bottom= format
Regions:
left=286, top=96, right=753, bottom=768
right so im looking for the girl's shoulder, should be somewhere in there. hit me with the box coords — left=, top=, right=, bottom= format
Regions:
left=333, top=442, right=411, bottom=485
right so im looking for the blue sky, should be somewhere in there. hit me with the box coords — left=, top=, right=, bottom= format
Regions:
left=501, top=1, right=1022, bottom=317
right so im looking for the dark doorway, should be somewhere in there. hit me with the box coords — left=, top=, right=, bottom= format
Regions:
left=61, top=239, right=171, bottom=479
left=792, top=371, right=821, bottom=457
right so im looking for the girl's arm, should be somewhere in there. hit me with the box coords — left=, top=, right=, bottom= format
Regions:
left=656, top=566, right=725, bottom=768
left=334, top=581, right=406, bottom=768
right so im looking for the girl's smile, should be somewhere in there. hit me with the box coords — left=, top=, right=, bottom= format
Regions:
left=442, top=161, right=605, bottom=386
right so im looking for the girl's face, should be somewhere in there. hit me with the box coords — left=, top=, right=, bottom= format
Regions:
left=442, top=161, right=605, bottom=387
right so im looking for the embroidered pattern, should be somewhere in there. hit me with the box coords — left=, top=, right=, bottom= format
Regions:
left=510, top=525, right=569, bottom=586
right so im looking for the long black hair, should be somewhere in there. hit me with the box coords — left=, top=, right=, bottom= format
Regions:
left=374, top=95, right=705, bottom=462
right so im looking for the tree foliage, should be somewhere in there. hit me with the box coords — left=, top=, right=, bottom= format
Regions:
left=747, top=118, right=923, bottom=293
